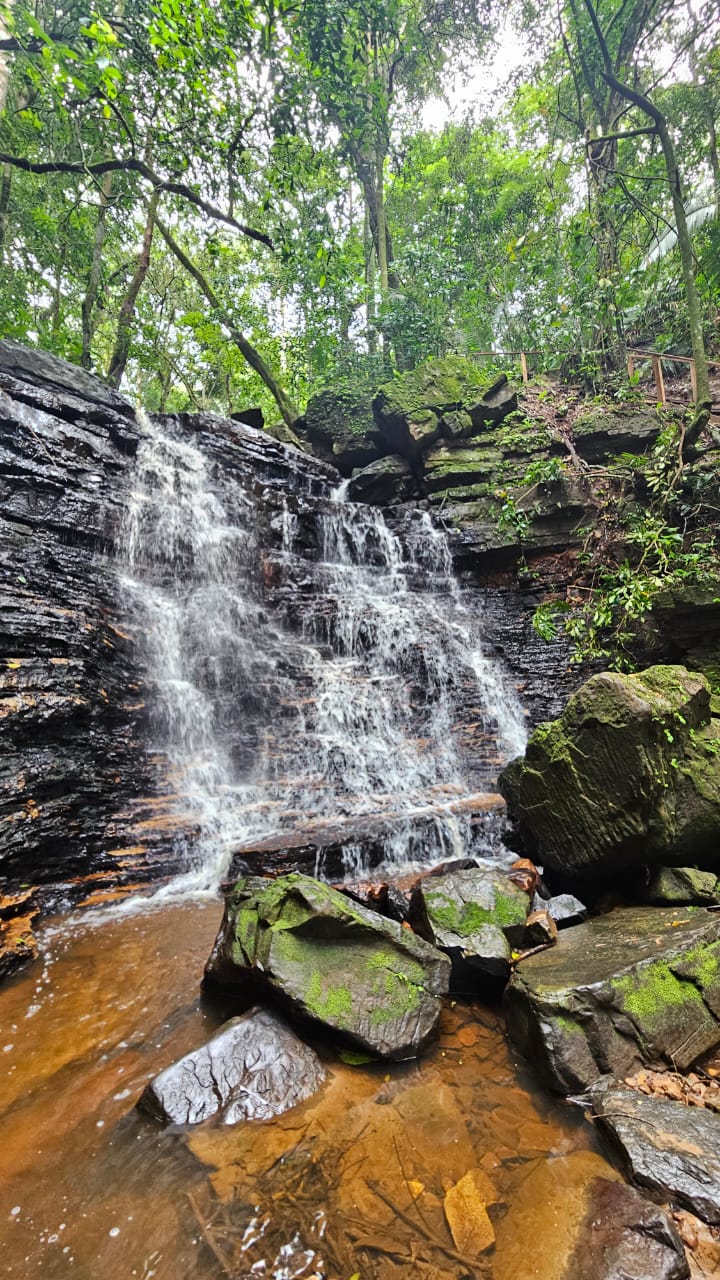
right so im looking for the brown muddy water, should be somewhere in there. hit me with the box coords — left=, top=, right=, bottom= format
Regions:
left=0, top=900, right=618, bottom=1280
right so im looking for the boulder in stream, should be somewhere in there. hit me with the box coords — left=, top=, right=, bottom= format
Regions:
left=499, top=665, right=720, bottom=880
left=204, top=873, right=451, bottom=1059
left=408, top=866, right=530, bottom=992
left=504, top=906, right=720, bottom=1093
left=564, top=1176, right=690, bottom=1280
left=592, top=1082, right=720, bottom=1225
left=139, top=1006, right=326, bottom=1126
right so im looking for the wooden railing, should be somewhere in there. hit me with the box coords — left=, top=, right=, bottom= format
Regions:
left=467, top=347, right=720, bottom=406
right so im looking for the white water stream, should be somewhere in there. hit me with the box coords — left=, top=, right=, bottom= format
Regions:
left=119, top=412, right=526, bottom=894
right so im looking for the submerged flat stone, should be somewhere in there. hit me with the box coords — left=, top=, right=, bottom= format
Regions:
left=592, top=1083, right=720, bottom=1225
left=504, top=906, right=720, bottom=1093
left=204, top=873, right=451, bottom=1060
left=139, top=1006, right=326, bottom=1126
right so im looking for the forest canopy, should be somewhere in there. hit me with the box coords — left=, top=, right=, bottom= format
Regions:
left=0, top=0, right=718, bottom=422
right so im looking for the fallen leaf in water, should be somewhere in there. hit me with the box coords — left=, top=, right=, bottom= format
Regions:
left=443, top=1169, right=497, bottom=1255
left=408, top=1180, right=425, bottom=1199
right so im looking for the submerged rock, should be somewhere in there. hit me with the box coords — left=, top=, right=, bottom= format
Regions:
left=139, top=1006, right=326, bottom=1126
left=564, top=1176, right=690, bottom=1280
left=408, top=867, right=530, bottom=992
left=592, top=1083, right=720, bottom=1225
left=0, top=889, right=38, bottom=979
left=499, top=665, right=720, bottom=879
left=504, top=906, right=720, bottom=1093
left=204, top=873, right=450, bottom=1059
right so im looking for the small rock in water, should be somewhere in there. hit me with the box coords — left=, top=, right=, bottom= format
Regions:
left=564, top=1176, right=690, bottom=1280
left=520, top=909, right=557, bottom=949
left=204, top=873, right=450, bottom=1060
left=138, top=1006, right=326, bottom=1126
left=443, top=1168, right=499, bottom=1255
left=532, top=890, right=588, bottom=929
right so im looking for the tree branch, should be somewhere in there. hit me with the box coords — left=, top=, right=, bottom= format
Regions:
left=585, top=124, right=656, bottom=145
left=0, top=153, right=275, bottom=248
left=154, top=213, right=300, bottom=426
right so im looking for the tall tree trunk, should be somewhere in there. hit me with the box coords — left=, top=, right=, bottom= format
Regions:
left=81, top=171, right=113, bottom=369
left=0, top=2, right=12, bottom=112
left=582, top=0, right=711, bottom=443
left=106, top=190, right=158, bottom=389
left=0, top=163, right=11, bottom=265
left=154, top=214, right=300, bottom=426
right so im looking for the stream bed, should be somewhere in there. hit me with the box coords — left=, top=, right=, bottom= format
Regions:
left=0, top=899, right=618, bottom=1280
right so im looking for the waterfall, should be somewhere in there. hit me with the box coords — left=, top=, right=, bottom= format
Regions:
left=119, top=412, right=527, bottom=894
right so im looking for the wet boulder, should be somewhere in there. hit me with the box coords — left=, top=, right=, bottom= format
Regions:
left=592, top=1082, right=720, bottom=1225
left=504, top=906, right=720, bottom=1094
left=139, top=1006, right=326, bottom=1126
left=564, top=1176, right=690, bottom=1280
left=408, top=867, right=530, bottom=993
left=499, top=665, right=720, bottom=880
left=346, top=454, right=416, bottom=505
left=204, top=873, right=451, bottom=1060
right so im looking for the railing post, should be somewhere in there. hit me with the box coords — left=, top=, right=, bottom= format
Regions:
left=651, top=354, right=666, bottom=406
left=690, top=359, right=698, bottom=404
left=520, top=351, right=529, bottom=384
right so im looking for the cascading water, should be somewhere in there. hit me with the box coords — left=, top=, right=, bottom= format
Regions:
left=119, top=411, right=527, bottom=893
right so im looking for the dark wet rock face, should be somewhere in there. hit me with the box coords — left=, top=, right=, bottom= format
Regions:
left=504, top=906, right=720, bottom=1093
left=564, top=1176, right=690, bottom=1280
left=0, top=343, right=341, bottom=905
left=139, top=1006, right=326, bottom=1126
left=408, top=867, right=530, bottom=992
left=346, top=454, right=415, bottom=505
left=499, top=665, right=720, bottom=880
left=204, top=873, right=451, bottom=1059
left=592, top=1084, right=720, bottom=1226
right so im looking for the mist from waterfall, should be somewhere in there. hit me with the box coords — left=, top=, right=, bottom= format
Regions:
left=119, top=412, right=527, bottom=894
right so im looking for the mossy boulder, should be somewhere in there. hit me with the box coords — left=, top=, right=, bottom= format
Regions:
left=499, top=665, right=720, bottom=879
left=302, top=388, right=384, bottom=473
left=204, top=873, right=451, bottom=1060
left=373, top=357, right=516, bottom=456
left=408, top=867, right=530, bottom=994
left=647, top=866, right=720, bottom=906
left=572, top=404, right=665, bottom=463
left=504, top=905, right=720, bottom=1093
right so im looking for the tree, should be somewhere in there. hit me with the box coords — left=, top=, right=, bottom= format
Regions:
left=579, top=0, right=711, bottom=440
